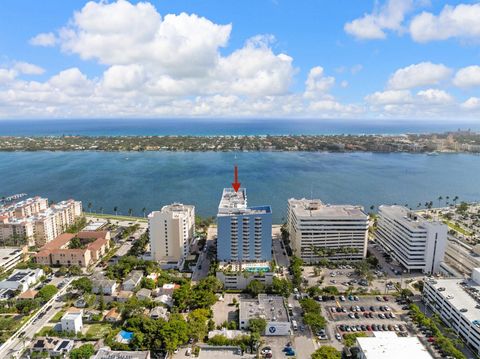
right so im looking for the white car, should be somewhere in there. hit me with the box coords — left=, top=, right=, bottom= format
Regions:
left=335, top=333, right=342, bottom=341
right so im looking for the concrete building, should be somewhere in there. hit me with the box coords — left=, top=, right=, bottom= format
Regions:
left=217, top=188, right=272, bottom=262
left=33, top=231, right=110, bottom=267
left=375, top=206, right=448, bottom=273
left=0, top=268, right=44, bottom=292
left=216, top=262, right=274, bottom=290
left=287, top=198, right=368, bottom=263
left=423, top=270, right=480, bottom=356
left=356, top=332, right=433, bottom=359
left=61, top=311, right=83, bottom=334
left=31, top=337, right=74, bottom=357
left=239, top=294, right=290, bottom=335
left=148, top=203, right=195, bottom=267
left=0, top=197, right=82, bottom=246
left=0, top=247, right=27, bottom=272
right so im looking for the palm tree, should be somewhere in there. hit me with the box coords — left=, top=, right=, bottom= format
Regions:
left=445, top=196, right=450, bottom=206
left=113, top=206, right=118, bottom=216
left=142, top=207, right=147, bottom=218
left=99, top=206, right=104, bottom=214
left=87, top=202, right=92, bottom=213
left=128, top=208, right=133, bottom=217
left=453, top=196, right=459, bottom=206
left=437, top=196, right=443, bottom=208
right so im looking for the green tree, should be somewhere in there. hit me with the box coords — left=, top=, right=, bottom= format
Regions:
left=36, top=285, right=58, bottom=302
left=71, top=277, right=93, bottom=293
left=311, top=346, right=341, bottom=359
left=141, top=277, right=156, bottom=290
left=70, top=344, right=95, bottom=359
left=16, top=299, right=39, bottom=314
left=187, top=308, right=210, bottom=341
left=246, top=279, right=265, bottom=296
left=69, top=265, right=82, bottom=276
left=248, top=318, right=267, bottom=335
left=271, top=277, right=292, bottom=297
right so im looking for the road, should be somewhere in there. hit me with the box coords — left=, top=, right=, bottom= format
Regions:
left=0, top=276, right=76, bottom=359
left=192, top=226, right=217, bottom=282
left=287, top=295, right=318, bottom=359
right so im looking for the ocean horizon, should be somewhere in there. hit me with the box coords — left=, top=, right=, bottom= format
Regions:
left=1, top=118, right=479, bottom=137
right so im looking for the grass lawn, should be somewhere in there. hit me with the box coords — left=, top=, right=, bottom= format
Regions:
left=36, top=326, right=54, bottom=337
left=86, top=212, right=147, bottom=223
left=445, top=220, right=473, bottom=236
left=86, top=323, right=112, bottom=339
left=49, top=310, right=66, bottom=323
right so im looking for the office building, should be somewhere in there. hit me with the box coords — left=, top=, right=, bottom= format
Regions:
left=239, top=294, right=290, bottom=335
left=287, top=198, right=368, bottom=263
left=61, top=311, right=83, bottom=334
left=148, top=203, right=195, bottom=266
left=375, top=205, right=448, bottom=273
left=217, top=188, right=272, bottom=262
left=356, top=332, right=432, bottom=359
left=423, top=270, right=480, bottom=356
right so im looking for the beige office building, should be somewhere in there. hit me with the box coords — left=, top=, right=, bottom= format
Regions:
left=148, top=203, right=195, bottom=266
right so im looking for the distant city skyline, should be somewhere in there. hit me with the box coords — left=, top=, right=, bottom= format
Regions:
left=0, top=0, right=480, bottom=120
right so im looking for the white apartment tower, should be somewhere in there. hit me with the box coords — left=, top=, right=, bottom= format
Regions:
left=148, top=203, right=195, bottom=266
left=375, top=205, right=448, bottom=273
left=287, top=198, right=369, bottom=263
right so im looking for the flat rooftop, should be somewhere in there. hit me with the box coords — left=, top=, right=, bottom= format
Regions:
left=240, top=295, right=288, bottom=322
left=426, top=277, right=480, bottom=323
left=93, top=348, right=150, bottom=359
left=379, top=205, right=442, bottom=230
left=288, top=198, right=367, bottom=219
left=0, top=247, right=23, bottom=264
left=198, top=346, right=254, bottom=359
left=218, top=188, right=270, bottom=216
left=82, top=221, right=107, bottom=231
left=357, top=332, right=433, bottom=359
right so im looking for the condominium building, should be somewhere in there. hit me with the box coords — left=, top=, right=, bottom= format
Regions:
left=148, top=203, right=195, bottom=266
left=61, top=311, right=83, bottom=334
left=375, top=205, right=447, bottom=273
left=0, top=197, right=82, bottom=246
left=287, top=198, right=368, bottom=263
left=423, top=270, right=480, bottom=356
left=217, top=188, right=272, bottom=262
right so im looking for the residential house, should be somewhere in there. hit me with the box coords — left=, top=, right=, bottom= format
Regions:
left=105, top=308, right=122, bottom=323
left=116, top=290, right=134, bottom=303
left=149, top=306, right=168, bottom=320
left=136, top=288, right=151, bottom=301
left=0, top=268, right=44, bottom=292
left=31, top=337, right=74, bottom=357
left=123, top=270, right=143, bottom=291
left=61, top=311, right=83, bottom=334
left=92, top=279, right=117, bottom=295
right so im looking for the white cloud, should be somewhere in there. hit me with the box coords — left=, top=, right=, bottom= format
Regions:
left=453, top=66, right=480, bottom=88
left=410, top=3, right=480, bottom=42
left=13, top=62, right=45, bottom=75
left=366, top=90, right=413, bottom=105
left=387, top=62, right=451, bottom=89
left=416, top=88, right=453, bottom=104
left=29, top=32, right=57, bottom=47
left=344, top=0, right=413, bottom=40
left=0, top=69, right=17, bottom=83
left=102, top=64, right=146, bottom=91
left=461, top=97, right=480, bottom=110
left=304, top=66, right=335, bottom=99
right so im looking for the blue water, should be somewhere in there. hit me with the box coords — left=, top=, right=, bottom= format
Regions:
left=0, top=151, right=478, bottom=222
left=0, top=119, right=479, bottom=136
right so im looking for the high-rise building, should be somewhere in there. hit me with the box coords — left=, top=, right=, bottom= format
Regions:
left=287, top=198, right=368, bottom=263
left=375, top=205, right=447, bottom=273
left=148, top=203, right=195, bottom=266
left=217, top=188, right=272, bottom=262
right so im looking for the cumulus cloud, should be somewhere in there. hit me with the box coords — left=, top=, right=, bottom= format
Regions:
left=410, top=3, right=480, bottom=42
left=387, top=62, right=451, bottom=89
left=13, top=62, right=45, bottom=75
left=366, top=90, right=413, bottom=105
left=344, top=0, right=413, bottom=39
left=304, top=66, right=335, bottom=99
left=29, top=32, right=57, bottom=46
left=461, top=97, right=480, bottom=110
left=416, top=89, right=453, bottom=104
left=453, top=66, right=480, bottom=88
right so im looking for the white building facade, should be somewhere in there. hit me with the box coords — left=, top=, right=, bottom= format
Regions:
left=148, top=203, right=195, bottom=266
left=375, top=205, right=447, bottom=273
left=61, top=311, right=83, bottom=334
left=423, top=272, right=480, bottom=356
left=287, top=198, right=368, bottom=263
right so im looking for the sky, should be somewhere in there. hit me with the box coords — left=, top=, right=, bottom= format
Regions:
left=0, top=0, right=480, bottom=120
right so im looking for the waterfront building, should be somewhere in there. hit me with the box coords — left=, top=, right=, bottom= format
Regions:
left=423, top=270, right=480, bottom=356
left=239, top=294, right=290, bottom=335
left=287, top=198, right=368, bottom=263
left=356, top=332, right=433, bottom=359
left=217, top=188, right=272, bottom=262
left=0, top=197, right=82, bottom=246
left=148, top=203, right=195, bottom=267
left=61, top=311, right=83, bottom=334
left=375, top=205, right=447, bottom=273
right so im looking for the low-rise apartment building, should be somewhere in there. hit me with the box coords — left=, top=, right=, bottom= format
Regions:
left=287, top=198, right=368, bottom=263
left=375, top=205, right=447, bottom=273
left=0, top=247, right=27, bottom=272
left=61, top=311, right=83, bottom=334
left=0, top=268, right=44, bottom=293
left=423, top=271, right=480, bottom=356
left=33, top=231, right=110, bottom=267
